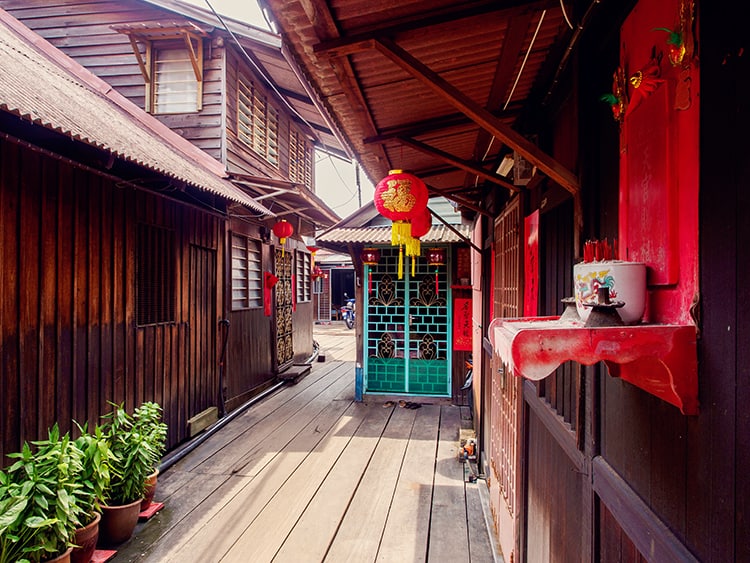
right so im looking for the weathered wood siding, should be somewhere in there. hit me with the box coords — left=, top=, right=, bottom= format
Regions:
left=0, top=135, right=224, bottom=464
left=0, top=0, right=226, bottom=160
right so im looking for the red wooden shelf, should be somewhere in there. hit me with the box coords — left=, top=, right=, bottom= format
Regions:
left=488, top=316, right=698, bottom=415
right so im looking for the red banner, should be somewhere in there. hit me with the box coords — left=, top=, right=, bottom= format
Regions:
left=524, top=211, right=539, bottom=317
left=453, top=297, right=472, bottom=351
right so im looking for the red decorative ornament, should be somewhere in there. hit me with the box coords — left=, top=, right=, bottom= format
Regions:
left=427, top=248, right=446, bottom=297
left=311, top=265, right=324, bottom=280
left=374, top=170, right=428, bottom=279
left=361, top=248, right=381, bottom=294
left=626, top=59, right=664, bottom=117
left=273, top=219, right=294, bottom=256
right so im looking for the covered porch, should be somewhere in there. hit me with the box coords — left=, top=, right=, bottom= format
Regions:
left=112, top=323, right=498, bottom=562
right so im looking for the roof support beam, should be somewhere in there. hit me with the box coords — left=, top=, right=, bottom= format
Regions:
left=372, top=37, right=580, bottom=196
left=396, top=136, right=520, bottom=193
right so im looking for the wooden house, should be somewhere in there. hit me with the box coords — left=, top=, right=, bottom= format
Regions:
left=262, top=0, right=749, bottom=560
left=0, top=0, right=345, bottom=460
left=317, top=198, right=474, bottom=405
left=0, top=8, right=274, bottom=462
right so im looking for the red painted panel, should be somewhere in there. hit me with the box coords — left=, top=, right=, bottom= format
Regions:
left=524, top=210, right=539, bottom=316
left=619, top=0, right=700, bottom=324
left=453, top=297, right=472, bottom=351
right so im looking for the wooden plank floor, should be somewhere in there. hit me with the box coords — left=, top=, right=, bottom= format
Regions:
left=113, top=323, right=498, bottom=562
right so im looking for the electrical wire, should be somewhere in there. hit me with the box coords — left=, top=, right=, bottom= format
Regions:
left=504, top=9, right=546, bottom=111
left=560, top=0, right=574, bottom=30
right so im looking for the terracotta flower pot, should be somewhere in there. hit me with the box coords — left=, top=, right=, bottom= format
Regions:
left=140, top=469, right=159, bottom=511
left=71, top=511, right=101, bottom=563
left=44, top=546, right=73, bottom=563
left=99, top=498, right=142, bottom=546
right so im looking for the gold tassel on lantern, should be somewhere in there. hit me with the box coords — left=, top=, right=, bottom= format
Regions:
left=398, top=245, right=404, bottom=279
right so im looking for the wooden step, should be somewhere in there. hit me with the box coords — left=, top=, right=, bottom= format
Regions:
left=277, top=363, right=312, bottom=382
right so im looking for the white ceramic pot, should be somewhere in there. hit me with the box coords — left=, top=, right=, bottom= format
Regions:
left=573, top=261, right=647, bottom=324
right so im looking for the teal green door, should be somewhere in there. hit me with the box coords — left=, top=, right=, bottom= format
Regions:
left=364, top=247, right=451, bottom=396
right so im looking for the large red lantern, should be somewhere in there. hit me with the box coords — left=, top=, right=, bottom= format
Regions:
left=273, top=219, right=294, bottom=255
left=374, top=170, right=428, bottom=278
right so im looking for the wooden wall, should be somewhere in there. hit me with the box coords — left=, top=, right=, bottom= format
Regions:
left=0, top=135, right=225, bottom=464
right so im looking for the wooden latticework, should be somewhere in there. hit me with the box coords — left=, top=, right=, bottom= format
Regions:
left=274, top=248, right=294, bottom=370
left=489, top=198, right=522, bottom=538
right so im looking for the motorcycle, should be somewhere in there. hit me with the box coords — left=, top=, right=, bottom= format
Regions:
left=340, top=294, right=355, bottom=329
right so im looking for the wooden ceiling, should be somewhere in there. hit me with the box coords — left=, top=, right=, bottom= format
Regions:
left=261, top=0, right=586, bottom=215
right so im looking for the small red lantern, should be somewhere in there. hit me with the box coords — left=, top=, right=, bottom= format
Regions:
left=311, top=265, right=324, bottom=280
left=361, top=248, right=381, bottom=294
left=374, top=170, right=428, bottom=279
left=427, top=247, right=446, bottom=296
left=273, top=219, right=294, bottom=255
left=306, top=245, right=319, bottom=268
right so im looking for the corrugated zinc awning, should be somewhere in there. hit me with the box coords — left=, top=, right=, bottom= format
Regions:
left=318, top=224, right=471, bottom=245
left=0, top=9, right=272, bottom=216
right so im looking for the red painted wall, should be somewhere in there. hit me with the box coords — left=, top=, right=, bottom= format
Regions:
left=619, top=0, right=699, bottom=325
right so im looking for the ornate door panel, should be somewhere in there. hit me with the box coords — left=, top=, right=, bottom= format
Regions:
left=365, top=247, right=450, bottom=396
left=274, top=248, right=294, bottom=371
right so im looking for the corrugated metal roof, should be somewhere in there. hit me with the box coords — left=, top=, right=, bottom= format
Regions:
left=0, top=9, right=272, bottom=216
left=263, top=0, right=581, bottom=213
left=318, top=224, right=471, bottom=245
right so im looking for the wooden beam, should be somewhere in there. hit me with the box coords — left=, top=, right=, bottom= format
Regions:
left=314, top=0, right=552, bottom=54
left=128, top=35, right=150, bottom=83
left=427, top=184, right=491, bottom=218
left=428, top=208, right=482, bottom=253
left=397, top=136, right=520, bottom=193
left=373, top=38, right=580, bottom=196
left=182, top=32, right=202, bottom=82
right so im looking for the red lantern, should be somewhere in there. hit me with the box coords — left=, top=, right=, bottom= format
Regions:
left=361, top=248, right=381, bottom=294
left=306, top=245, right=319, bottom=268
left=311, top=265, right=324, bottom=280
left=273, top=219, right=294, bottom=255
left=373, top=170, right=428, bottom=278
left=411, top=207, right=432, bottom=239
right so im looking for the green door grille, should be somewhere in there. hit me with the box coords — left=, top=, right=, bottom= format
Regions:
left=365, top=247, right=450, bottom=396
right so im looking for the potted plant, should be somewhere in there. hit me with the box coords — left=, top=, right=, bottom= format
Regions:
left=70, top=424, right=113, bottom=563
left=97, top=403, right=154, bottom=546
left=0, top=425, right=84, bottom=563
left=132, top=402, right=167, bottom=511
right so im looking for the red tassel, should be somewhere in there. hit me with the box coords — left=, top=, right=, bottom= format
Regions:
left=368, top=270, right=373, bottom=294
left=435, top=269, right=439, bottom=296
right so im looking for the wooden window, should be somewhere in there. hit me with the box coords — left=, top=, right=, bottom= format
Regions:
left=296, top=250, right=311, bottom=303
left=289, top=129, right=313, bottom=186
left=231, top=234, right=262, bottom=310
left=151, top=43, right=202, bottom=114
left=136, top=223, right=176, bottom=326
left=238, top=75, right=279, bottom=167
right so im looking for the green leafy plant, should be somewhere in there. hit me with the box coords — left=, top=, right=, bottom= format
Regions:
left=0, top=425, right=84, bottom=563
left=132, top=402, right=167, bottom=474
left=99, top=403, right=156, bottom=506
left=72, top=422, right=113, bottom=524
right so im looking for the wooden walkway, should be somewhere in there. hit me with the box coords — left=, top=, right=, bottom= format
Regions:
left=113, top=323, right=499, bottom=562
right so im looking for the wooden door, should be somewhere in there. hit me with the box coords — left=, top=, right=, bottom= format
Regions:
left=188, top=244, right=218, bottom=416
left=273, top=248, right=294, bottom=372
left=364, top=247, right=450, bottom=396
left=488, top=198, right=523, bottom=563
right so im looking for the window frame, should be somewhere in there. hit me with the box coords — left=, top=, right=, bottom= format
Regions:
left=146, top=37, right=203, bottom=114
left=231, top=233, right=263, bottom=311
left=136, top=223, right=176, bottom=326
left=289, top=128, right=313, bottom=186
left=237, top=74, right=279, bottom=168
left=296, top=250, right=311, bottom=303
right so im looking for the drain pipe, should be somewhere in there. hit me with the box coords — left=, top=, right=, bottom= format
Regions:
left=217, top=318, right=231, bottom=418
left=159, top=341, right=320, bottom=472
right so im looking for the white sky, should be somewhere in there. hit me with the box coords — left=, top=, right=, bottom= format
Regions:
left=181, top=0, right=374, bottom=221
